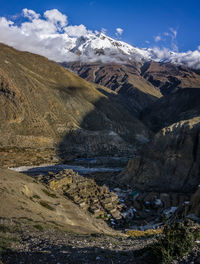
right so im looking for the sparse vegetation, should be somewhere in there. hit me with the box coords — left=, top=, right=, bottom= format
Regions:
left=0, top=237, right=11, bottom=255
left=136, top=220, right=200, bottom=264
left=0, top=224, right=12, bottom=233
left=39, top=201, right=54, bottom=211
left=32, top=194, right=41, bottom=199
left=42, top=189, right=57, bottom=198
left=0, top=234, right=18, bottom=256
left=33, top=224, right=44, bottom=231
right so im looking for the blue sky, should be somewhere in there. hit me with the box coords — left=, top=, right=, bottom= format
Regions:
left=0, top=0, right=199, bottom=52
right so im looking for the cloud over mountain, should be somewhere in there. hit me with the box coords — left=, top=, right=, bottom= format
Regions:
left=0, top=8, right=199, bottom=69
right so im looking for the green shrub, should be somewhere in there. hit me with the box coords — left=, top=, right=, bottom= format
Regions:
left=136, top=220, right=199, bottom=264
left=32, top=194, right=41, bottom=199
left=0, top=224, right=12, bottom=233
left=0, top=238, right=11, bottom=255
left=33, top=224, right=44, bottom=231
left=42, top=189, right=57, bottom=198
left=39, top=201, right=54, bottom=210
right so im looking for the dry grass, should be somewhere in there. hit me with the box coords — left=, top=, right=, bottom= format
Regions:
left=126, top=228, right=163, bottom=237
left=0, top=168, right=114, bottom=235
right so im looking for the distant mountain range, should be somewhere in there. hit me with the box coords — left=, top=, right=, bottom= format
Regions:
left=59, top=32, right=200, bottom=70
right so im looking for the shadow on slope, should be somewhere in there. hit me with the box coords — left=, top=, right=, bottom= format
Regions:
left=141, top=88, right=200, bottom=132
left=57, top=95, right=150, bottom=163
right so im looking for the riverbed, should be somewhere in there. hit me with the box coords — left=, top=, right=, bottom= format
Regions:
left=9, top=163, right=123, bottom=176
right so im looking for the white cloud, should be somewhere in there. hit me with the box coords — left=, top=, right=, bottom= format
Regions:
left=0, top=17, right=14, bottom=27
left=64, top=24, right=88, bottom=37
left=154, top=35, right=161, bottom=42
left=169, top=27, right=177, bottom=38
left=44, top=9, right=68, bottom=28
left=23, top=8, right=40, bottom=20
left=116, top=27, right=123, bottom=36
left=150, top=47, right=200, bottom=69
left=0, top=9, right=77, bottom=62
left=21, top=18, right=58, bottom=37
left=156, top=27, right=179, bottom=52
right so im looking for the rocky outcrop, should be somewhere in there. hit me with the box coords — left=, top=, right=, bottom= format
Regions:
left=121, top=118, right=200, bottom=193
left=38, top=169, right=122, bottom=220
left=120, top=87, right=200, bottom=194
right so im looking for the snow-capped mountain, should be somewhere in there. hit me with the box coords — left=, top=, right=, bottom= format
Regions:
left=62, top=32, right=200, bottom=69
left=65, top=32, right=152, bottom=63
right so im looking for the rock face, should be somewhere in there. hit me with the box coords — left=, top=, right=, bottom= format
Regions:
left=0, top=43, right=150, bottom=166
left=141, top=61, right=200, bottom=95
left=38, top=169, right=122, bottom=220
left=120, top=89, right=200, bottom=193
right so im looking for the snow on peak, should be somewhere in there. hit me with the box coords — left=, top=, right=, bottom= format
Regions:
left=64, top=31, right=152, bottom=64
left=64, top=32, right=200, bottom=70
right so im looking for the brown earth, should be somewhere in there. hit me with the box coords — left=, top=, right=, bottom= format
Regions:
left=0, top=168, right=115, bottom=235
left=0, top=43, right=151, bottom=166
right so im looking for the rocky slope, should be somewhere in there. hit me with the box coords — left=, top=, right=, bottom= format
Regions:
left=64, top=62, right=162, bottom=115
left=141, top=61, right=200, bottom=95
left=65, top=60, right=200, bottom=96
left=0, top=43, right=150, bottom=167
left=120, top=89, right=200, bottom=193
left=64, top=60, right=200, bottom=117
left=0, top=168, right=113, bottom=234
